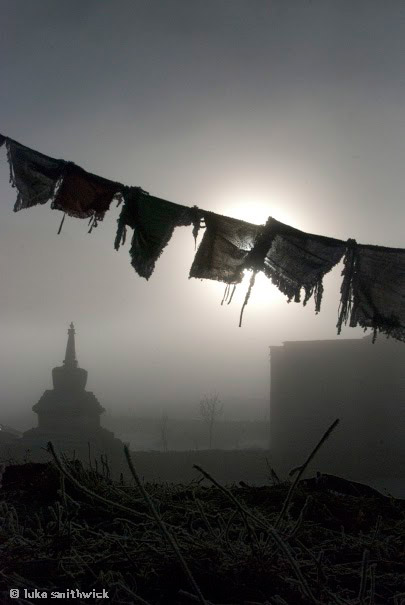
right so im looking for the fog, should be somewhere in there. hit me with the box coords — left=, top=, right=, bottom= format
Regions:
left=1, top=1, right=404, bottom=429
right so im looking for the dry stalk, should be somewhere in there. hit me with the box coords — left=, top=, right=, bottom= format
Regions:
left=193, top=464, right=320, bottom=604
left=358, top=548, right=370, bottom=604
left=124, top=445, right=209, bottom=605
left=47, top=442, right=151, bottom=522
left=275, top=418, right=340, bottom=530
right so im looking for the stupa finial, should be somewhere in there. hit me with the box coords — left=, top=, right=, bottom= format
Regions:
left=64, top=322, right=78, bottom=368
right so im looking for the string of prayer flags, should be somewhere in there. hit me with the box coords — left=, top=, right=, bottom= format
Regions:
left=1, top=131, right=404, bottom=341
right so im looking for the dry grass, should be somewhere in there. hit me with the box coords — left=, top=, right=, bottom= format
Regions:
left=0, top=442, right=404, bottom=605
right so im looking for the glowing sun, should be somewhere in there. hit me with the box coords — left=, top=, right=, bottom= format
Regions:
left=240, top=270, right=284, bottom=307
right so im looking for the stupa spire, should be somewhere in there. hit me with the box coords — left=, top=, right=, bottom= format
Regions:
left=51, top=323, right=87, bottom=391
left=64, top=322, right=78, bottom=368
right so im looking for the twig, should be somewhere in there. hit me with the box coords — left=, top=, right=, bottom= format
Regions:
left=287, top=496, right=312, bottom=539
left=369, top=515, right=382, bottom=547
left=124, top=446, right=208, bottom=605
left=192, top=494, right=216, bottom=539
left=177, top=589, right=214, bottom=604
left=275, top=419, right=340, bottom=529
left=193, top=464, right=320, bottom=604
left=369, top=563, right=376, bottom=605
left=114, top=580, right=153, bottom=605
left=47, top=442, right=151, bottom=522
left=358, top=549, right=369, bottom=604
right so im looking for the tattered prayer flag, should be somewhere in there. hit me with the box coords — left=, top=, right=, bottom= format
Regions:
left=188, top=214, right=345, bottom=326
left=338, top=242, right=405, bottom=342
left=52, top=163, right=121, bottom=222
left=248, top=217, right=346, bottom=313
left=116, top=187, right=199, bottom=279
left=189, top=212, right=261, bottom=285
left=6, top=139, right=65, bottom=211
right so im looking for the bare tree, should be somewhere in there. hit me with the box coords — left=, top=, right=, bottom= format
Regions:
left=159, top=411, right=169, bottom=452
left=199, top=393, right=223, bottom=449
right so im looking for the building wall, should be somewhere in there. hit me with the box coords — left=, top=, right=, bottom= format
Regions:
left=269, top=335, right=405, bottom=479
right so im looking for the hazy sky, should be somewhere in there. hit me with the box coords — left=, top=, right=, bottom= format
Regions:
left=1, top=1, right=404, bottom=421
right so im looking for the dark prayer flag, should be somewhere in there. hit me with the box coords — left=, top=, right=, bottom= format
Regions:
left=52, top=163, right=121, bottom=221
left=248, top=218, right=346, bottom=313
left=338, top=242, right=405, bottom=342
left=6, top=139, right=65, bottom=212
left=189, top=212, right=261, bottom=285
left=116, top=187, right=199, bottom=279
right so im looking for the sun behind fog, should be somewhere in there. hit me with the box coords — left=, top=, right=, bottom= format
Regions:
left=227, top=200, right=269, bottom=225
left=218, top=201, right=290, bottom=307
left=240, top=270, right=284, bottom=307
left=225, top=199, right=297, bottom=228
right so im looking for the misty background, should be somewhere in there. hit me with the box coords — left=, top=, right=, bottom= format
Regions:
left=1, top=1, right=404, bottom=435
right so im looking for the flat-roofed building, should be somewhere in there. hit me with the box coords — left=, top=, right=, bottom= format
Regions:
left=269, top=334, right=405, bottom=481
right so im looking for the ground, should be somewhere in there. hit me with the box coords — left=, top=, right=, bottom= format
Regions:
left=0, top=458, right=404, bottom=605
